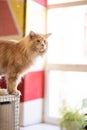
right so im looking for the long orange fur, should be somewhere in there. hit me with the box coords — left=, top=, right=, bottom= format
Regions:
left=0, top=31, right=51, bottom=95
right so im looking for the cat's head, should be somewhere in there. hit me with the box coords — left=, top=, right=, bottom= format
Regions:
left=29, top=31, right=51, bottom=55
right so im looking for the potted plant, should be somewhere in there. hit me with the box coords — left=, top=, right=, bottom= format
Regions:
left=59, top=105, right=87, bottom=130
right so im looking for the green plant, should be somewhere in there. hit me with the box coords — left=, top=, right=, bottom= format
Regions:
left=59, top=105, right=87, bottom=130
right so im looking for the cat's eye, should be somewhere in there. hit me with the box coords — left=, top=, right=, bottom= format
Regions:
left=37, top=40, right=40, bottom=42
left=44, top=40, right=46, bottom=43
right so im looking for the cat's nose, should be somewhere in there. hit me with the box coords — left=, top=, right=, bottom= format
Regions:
left=41, top=43, right=44, bottom=46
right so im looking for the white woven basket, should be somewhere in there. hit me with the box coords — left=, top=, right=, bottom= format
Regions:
left=0, top=95, right=20, bottom=130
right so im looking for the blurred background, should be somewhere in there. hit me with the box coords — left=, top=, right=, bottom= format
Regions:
left=0, top=0, right=87, bottom=130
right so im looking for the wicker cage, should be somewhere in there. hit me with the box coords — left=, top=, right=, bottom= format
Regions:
left=0, top=95, right=20, bottom=130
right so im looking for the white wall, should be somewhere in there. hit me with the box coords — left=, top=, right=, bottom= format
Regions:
left=20, top=0, right=47, bottom=126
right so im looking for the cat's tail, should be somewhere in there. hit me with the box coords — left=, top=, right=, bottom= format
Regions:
left=0, top=88, right=8, bottom=95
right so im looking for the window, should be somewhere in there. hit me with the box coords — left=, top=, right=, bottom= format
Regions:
left=44, top=1, right=87, bottom=125
left=47, top=5, right=87, bottom=64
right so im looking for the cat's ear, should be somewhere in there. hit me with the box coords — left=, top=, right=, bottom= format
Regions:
left=29, top=31, right=36, bottom=39
left=44, top=33, right=52, bottom=39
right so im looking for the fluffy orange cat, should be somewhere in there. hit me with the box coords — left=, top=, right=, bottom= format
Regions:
left=0, top=31, right=51, bottom=95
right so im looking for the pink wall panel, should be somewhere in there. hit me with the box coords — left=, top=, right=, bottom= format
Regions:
left=22, top=70, right=44, bottom=102
left=33, top=0, right=47, bottom=7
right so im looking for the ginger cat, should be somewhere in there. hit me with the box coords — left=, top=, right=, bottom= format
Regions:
left=0, top=31, right=51, bottom=95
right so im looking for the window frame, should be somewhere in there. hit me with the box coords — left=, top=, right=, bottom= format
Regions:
left=47, top=0, right=87, bottom=9
left=44, top=0, right=87, bottom=125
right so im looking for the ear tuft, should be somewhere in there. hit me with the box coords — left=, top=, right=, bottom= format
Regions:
left=44, top=33, right=52, bottom=39
left=29, top=31, right=35, bottom=39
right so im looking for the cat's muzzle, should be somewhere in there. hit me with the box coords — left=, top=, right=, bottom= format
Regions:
left=39, top=45, right=47, bottom=52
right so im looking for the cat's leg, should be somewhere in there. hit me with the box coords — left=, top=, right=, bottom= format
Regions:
left=6, top=73, right=21, bottom=96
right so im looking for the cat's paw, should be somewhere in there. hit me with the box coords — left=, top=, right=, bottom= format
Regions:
left=9, top=90, right=21, bottom=96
